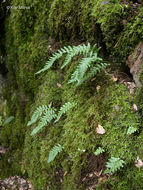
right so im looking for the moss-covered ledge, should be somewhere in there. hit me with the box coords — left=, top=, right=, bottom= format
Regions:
left=19, top=62, right=141, bottom=189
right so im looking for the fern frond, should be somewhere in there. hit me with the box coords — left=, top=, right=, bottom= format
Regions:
left=70, top=54, right=97, bottom=82
left=68, top=69, right=80, bottom=84
left=31, top=106, right=57, bottom=135
left=127, top=126, right=137, bottom=135
left=48, top=144, right=64, bottom=163
left=94, top=147, right=105, bottom=156
left=36, top=48, right=67, bottom=75
left=61, top=43, right=91, bottom=69
left=3, top=116, right=15, bottom=126
left=35, top=42, right=109, bottom=86
left=27, top=105, right=48, bottom=126
left=77, top=62, right=109, bottom=86
left=55, top=102, right=77, bottom=122
left=104, top=157, right=125, bottom=174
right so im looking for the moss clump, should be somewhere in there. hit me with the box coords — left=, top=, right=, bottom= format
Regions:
left=114, top=7, right=143, bottom=62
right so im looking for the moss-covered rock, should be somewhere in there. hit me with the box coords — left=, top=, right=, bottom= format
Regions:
left=1, top=0, right=143, bottom=189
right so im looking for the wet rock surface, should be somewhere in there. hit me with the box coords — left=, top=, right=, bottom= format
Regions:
left=0, top=176, right=33, bottom=190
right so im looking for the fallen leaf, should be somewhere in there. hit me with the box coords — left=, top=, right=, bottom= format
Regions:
left=132, top=104, right=138, bottom=111
left=82, top=177, right=86, bottom=182
left=98, top=177, right=103, bottom=183
left=57, top=83, right=63, bottom=88
left=89, top=173, right=93, bottom=178
left=0, top=146, right=7, bottom=154
left=94, top=170, right=103, bottom=177
left=96, top=85, right=101, bottom=92
left=135, top=156, right=143, bottom=168
left=112, top=76, right=118, bottom=82
left=49, top=101, right=53, bottom=107
left=64, top=171, right=67, bottom=176
left=96, top=124, right=106, bottom=134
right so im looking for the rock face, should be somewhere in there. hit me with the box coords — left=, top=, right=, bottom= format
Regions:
left=126, top=42, right=143, bottom=87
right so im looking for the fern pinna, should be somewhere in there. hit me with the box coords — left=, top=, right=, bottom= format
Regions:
left=28, top=102, right=76, bottom=135
left=48, top=144, right=64, bottom=163
left=36, top=43, right=109, bottom=86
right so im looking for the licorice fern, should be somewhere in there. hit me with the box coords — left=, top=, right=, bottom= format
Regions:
left=48, top=144, right=64, bottom=163
left=31, top=105, right=57, bottom=136
left=104, top=157, right=125, bottom=174
left=94, top=147, right=105, bottom=156
left=27, top=105, right=48, bottom=126
left=36, top=43, right=109, bottom=86
left=28, top=102, right=76, bottom=135
left=55, top=102, right=77, bottom=122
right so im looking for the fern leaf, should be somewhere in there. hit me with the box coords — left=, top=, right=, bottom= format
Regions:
left=68, top=69, right=80, bottom=84
left=48, top=144, right=64, bottom=163
left=104, top=157, right=125, bottom=174
left=55, top=102, right=76, bottom=122
left=35, top=43, right=109, bottom=87
left=94, top=147, right=105, bottom=156
left=61, top=43, right=92, bottom=69
left=75, top=55, right=97, bottom=80
left=3, top=116, right=15, bottom=126
left=79, top=62, right=109, bottom=85
left=31, top=106, right=57, bottom=135
left=36, top=47, right=67, bottom=74
left=127, top=127, right=137, bottom=135
left=27, top=105, right=48, bottom=126
left=61, top=55, right=72, bottom=69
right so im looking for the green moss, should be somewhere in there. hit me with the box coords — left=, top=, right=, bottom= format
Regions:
left=114, top=7, right=143, bottom=62
left=97, top=166, right=143, bottom=190
left=2, top=0, right=143, bottom=189
left=21, top=56, right=141, bottom=189
left=91, top=0, right=130, bottom=50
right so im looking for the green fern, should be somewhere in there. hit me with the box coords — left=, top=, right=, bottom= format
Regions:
left=36, top=43, right=91, bottom=75
left=31, top=105, right=57, bottom=135
left=127, top=126, right=137, bottom=135
left=28, top=102, right=76, bottom=135
left=104, top=157, right=125, bottom=174
left=3, top=116, right=15, bottom=126
left=94, top=147, right=105, bottom=156
left=48, top=144, right=64, bottom=163
left=36, top=43, right=109, bottom=86
left=61, top=43, right=92, bottom=69
left=55, top=102, right=77, bottom=122
left=27, top=105, right=48, bottom=126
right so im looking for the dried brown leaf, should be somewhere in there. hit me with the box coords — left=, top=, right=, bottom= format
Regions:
left=96, top=124, right=106, bottom=134
left=133, top=104, right=138, bottom=111
left=135, top=156, right=143, bottom=168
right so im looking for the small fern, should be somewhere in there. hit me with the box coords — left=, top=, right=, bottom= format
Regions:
left=3, top=116, right=15, bottom=126
left=31, top=105, right=57, bottom=136
left=104, top=157, right=125, bottom=174
left=27, top=105, right=48, bottom=126
left=127, top=126, right=137, bottom=135
left=36, top=43, right=109, bottom=86
left=28, top=102, right=76, bottom=135
left=94, top=147, right=105, bottom=156
left=48, top=144, right=64, bottom=163
left=55, top=102, right=77, bottom=122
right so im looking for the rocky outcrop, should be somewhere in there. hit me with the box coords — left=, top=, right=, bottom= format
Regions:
left=126, top=42, right=143, bottom=87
